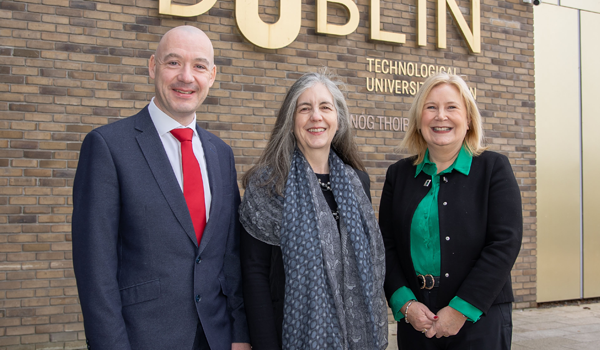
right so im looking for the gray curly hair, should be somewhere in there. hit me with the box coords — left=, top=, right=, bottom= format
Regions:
left=242, top=71, right=364, bottom=195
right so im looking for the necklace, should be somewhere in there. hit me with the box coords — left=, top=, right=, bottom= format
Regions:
left=316, top=176, right=337, bottom=220
left=317, top=177, right=332, bottom=191
left=332, top=210, right=339, bottom=221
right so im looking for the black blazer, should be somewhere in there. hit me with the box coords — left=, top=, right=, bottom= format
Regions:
left=379, top=151, right=523, bottom=315
left=240, top=169, right=371, bottom=350
left=72, top=106, right=249, bottom=350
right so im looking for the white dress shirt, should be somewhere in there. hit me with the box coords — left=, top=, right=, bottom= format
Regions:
left=148, top=98, right=211, bottom=221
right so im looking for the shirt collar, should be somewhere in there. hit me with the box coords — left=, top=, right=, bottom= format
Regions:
left=453, top=146, right=472, bottom=175
left=415, top=145, right=472, bottom=177
left=148, top=97, right=198, bottom=136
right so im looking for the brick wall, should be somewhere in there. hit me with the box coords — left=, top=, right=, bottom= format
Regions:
left=0, top=0, right=535, bottom=348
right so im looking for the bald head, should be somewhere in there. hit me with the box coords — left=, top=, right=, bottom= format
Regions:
left=155, top=26, right=214, bottom=67
left=149, top=25, right=217, bottom=125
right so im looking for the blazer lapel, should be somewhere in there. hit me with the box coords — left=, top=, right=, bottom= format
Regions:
left=134, top=108, right=198, bottom=245
left=196, top=126, right=223, bottom=255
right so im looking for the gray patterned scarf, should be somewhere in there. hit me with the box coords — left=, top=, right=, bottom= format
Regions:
left=239, top=149, right=387, bottom=350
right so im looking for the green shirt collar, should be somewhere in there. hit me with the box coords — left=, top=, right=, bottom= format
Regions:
left=415, top=146, right=472, bottom=177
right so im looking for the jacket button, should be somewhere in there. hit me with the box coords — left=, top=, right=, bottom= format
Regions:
left=442, top=202, right=447, bottom=206
left=445, top=273, right=449, bottom=278
left=196, top=257, right=201, bottom=264
left=195, top=295, right=201, bottom=302
left=445, top=236, right=450, bottom=241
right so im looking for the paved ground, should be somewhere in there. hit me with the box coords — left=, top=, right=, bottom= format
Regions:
left=386, top=302, right=600, bottom=349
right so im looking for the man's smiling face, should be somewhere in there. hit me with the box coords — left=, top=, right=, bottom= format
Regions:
left=149, top=26, right=216, bottom=123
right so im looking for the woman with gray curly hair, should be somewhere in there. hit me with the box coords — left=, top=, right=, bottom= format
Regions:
left=239, top=72, right=388, bottom=350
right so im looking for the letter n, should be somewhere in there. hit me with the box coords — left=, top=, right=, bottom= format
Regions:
left=437, top=0, right=480, bottom=53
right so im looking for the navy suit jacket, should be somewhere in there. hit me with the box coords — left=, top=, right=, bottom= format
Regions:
left=72, top=106, right=249, bottom=350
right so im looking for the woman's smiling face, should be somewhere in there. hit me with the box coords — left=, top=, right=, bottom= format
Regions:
left=420, top=83, right=470, bottom=153
left=293, top=83, right=338, bottom=158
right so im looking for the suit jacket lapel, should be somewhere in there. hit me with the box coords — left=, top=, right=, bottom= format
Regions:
left=134, top=108, right=198, bottom=245
left=196, top=126, right=223, bottom=255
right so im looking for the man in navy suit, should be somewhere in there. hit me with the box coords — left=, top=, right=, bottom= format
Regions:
left=72, top=26, right=250, bottom=350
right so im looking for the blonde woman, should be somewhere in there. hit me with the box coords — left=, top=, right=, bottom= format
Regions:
left=380, top=73, right=522, bottom=349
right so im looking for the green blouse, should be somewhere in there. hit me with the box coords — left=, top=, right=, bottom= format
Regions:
left=389, top=147, right=483, bottom=323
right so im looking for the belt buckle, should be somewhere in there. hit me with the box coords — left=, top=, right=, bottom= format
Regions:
left=424, top=274, right=435, bottom=290
left=418, top=274, right=435, bottom=290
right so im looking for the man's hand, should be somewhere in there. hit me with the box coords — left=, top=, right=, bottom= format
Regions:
left=232, top=342, right=251, bottom=350
left=431, top=306, right=467, bottom=338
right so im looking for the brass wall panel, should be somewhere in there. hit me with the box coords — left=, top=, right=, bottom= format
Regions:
left=535, top=4, right=581, bottom=303
left=581, top=10, right=600, bottom=298
left=561, top=0, right=600, bottom=14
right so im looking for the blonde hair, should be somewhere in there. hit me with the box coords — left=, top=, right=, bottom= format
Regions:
left=400, top=73, right=486, bottom=164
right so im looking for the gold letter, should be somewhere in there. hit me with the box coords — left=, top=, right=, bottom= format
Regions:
left=407, top=62, right=415, bottom=77
left=366, top=77, right=375, bottom=91
left=367, top=58, right=374, bottom=72
left=389, top=60, right=398, bottom=75
left=399, top=61, right=406, bottom=75
left=470, top=87, right=477, bottom=100
left=402, top=80, right=409, bottom=94
left=159, top=0, right=217, bottom=17
left=410, top=81, right=417, bottom=95
left=370, top=0, right=405, bottom=43
left=236, top=0, right=301, bottom=49
left=437, top=0, right=480, bottom=53
left=375, top=78, right=383, bottom=92
left=317, top=0, right=359, bottom=36
left=417, top=0, right=427, bottom=46
left=386, top=79, right=395, bottom=93
left=420, top=64, right=428, bottom=78
left=382, top=59, right=389, bottom=74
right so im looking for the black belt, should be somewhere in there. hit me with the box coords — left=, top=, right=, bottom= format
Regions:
left=417, top=274, right=440, bottom=289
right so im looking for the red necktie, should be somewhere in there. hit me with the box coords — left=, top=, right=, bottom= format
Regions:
left=170, top=128, right=206, bottom=246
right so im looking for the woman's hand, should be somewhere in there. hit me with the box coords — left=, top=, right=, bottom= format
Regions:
left=403, top=301, right=438, bottom=337
left=431, top=306, right=467, bottom=338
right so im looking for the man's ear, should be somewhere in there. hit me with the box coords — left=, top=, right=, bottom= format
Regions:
left=149, top=55, right=156, bottom=79
left=208, top=64, right=217, bottom=88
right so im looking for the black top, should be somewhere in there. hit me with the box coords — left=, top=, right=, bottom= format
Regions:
left=240, top=169, right=371, bottom=350
left=314, top=173, right=337, bottom=214
left=315, top=173, right=341, bottom=228
left=379, top=151, right=523, bottom=314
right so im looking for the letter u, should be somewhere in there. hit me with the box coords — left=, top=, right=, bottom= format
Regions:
left=236, top=0, right=302, bottom=49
